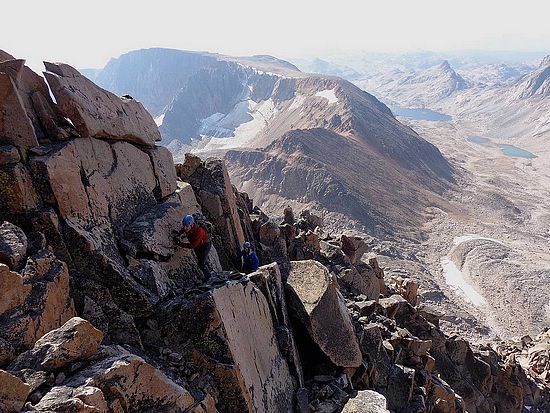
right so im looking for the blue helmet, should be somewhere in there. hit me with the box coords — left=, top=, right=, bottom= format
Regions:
left=182, top=215, right=194, bottom=226
left=243, top=241, right=251, bottom=249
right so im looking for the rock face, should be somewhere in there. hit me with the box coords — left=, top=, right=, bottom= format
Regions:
left=0, top=248, right=76, bottom=358
left=44, top=62, right=160, bottom=147
left=177, top=155, right=246, bottom=269
left=516, top=55, right=550, bottom=98
left=160, top=280, right=296, bottom=412
left=286, top=260, right=362, bottom=368
left=0, top=369, right=30, bottom=413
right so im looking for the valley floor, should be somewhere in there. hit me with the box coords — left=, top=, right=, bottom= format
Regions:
left=395, top=118, right=550, bottom=342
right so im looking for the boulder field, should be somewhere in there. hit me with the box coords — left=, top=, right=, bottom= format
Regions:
left=0, top=51, right=548, bottom=412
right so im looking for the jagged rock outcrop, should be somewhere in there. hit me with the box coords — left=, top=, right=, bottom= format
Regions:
left=177, top=153, right=246, bottom=269
left=157, top=279, right=296, bottom=412
left=44, top=62, right=161, bottom=147
left=1, top=51, right=547, bottom=413
left=0, top=221, right=27, bottom=270
left=286, top=260, right=362, bottom=368
left=0, top=246, right=76, bottom=360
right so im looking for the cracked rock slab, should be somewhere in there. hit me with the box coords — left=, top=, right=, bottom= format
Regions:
left=44, top=62, right=160, bottom=147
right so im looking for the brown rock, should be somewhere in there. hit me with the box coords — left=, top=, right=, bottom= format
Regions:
left=44, top=62, right=160, bottom=147
left=0, top=163, right=41, bottom=215
left=0, top=249, right=75, bottom=354
left=249, top=263, right=305, bottom=386
left=402, top=337, right=432, bottom=357
left=259, top=221, right=280, bottom=244
left=340, top=234, right=369, bottom=264
left=10, top=317, right=102, bottom=372
left=393, top=277, right=419, bottom=306
left=386, top=364, right=415, bottom=411
left=176, top=152, right=202, bottom=178
left=123, top=194, right=184, bottom=258
left=0, top=54, right=75, bottom=144
left=379, top=294, right=413, bottom=320
left=127, top=258, right=173, bottom=298
left=0, top=59, right=25, bottom=81
left=286, top=260, right=362, bottom=368
left=146, top=145, right=177, bottom=199
left=283, top=206, right=295, bottom=225
left=338, top=263, right=380, bottom=300
left=0, top=263, right=31, bottom=316
left=299, top=209, right=323, bottom=229
left=426, top=376, right=462, bottom=413
left=32, top=138, right=158, bottom=229
left=61, top=349, right=195, bottom=412
left=0, top=72, right=38, bottom=156
left=0, top=369, right=30, bottom=413
left=32, top=385, right=109, bottom=412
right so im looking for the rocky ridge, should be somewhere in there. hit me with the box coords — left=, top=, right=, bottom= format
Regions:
left=0, top=52, right=548, bottom=412
left=87, top=48, right=454, bottom=238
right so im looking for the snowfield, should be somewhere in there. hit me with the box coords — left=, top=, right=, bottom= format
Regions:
left=315, top=88, right=339, bottom=105
left=441, top=256, right=487, bottom=307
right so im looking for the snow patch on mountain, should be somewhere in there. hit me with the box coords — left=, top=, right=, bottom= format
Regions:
left=154, top=113, right=165, bottom=126
left=441, top=257, right=487, bottom=307
left=197, top=99, right=278, bottom=152
left=315, top=88, right=339, bottom=104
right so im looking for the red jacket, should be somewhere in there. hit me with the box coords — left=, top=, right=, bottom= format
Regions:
left=186, top=224, right=209, bottom=249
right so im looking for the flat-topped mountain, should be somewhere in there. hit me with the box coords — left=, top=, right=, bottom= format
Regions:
left=88, top=48, right=454, bottom=237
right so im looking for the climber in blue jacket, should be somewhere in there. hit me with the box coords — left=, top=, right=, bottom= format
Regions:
left=239, top=241, right=260, bottom=274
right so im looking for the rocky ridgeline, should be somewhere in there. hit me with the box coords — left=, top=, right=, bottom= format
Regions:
left=0, top=52, right=548, bottom=413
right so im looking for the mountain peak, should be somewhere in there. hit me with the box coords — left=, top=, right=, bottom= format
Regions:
left=438, top=60, right=452, bottom=70
left=540, top=55, right=550, bottom=67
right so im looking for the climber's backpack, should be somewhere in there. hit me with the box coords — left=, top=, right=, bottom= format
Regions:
left=192, top=212, right=214, bottom=237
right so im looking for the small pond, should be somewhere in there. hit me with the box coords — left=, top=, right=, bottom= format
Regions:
left=393, top=107, right=452, bottom=122
left=497, top=144, right=536, bottom=159
left=466, top=136, right=536, bottom=159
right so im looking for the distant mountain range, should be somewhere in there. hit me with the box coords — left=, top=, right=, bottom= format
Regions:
left=86, top=48, right=455, bottom=236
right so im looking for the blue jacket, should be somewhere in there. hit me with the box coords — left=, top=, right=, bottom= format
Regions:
left=241, top=250, right=260, bottom=274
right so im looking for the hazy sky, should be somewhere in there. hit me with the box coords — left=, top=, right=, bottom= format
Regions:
left=3, top=0, right=549, bottom=72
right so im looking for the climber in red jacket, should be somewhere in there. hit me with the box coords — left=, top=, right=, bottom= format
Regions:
left=175, top=214, right=211, bottom=281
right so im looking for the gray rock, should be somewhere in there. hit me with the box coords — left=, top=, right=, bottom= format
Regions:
left=0, top=221, right=27, bottom=271
left=342, top=390, right=390, bottom=413
left=386, top=364, right=415, bottom=411
left=0, top=146, right=20, bottom=166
